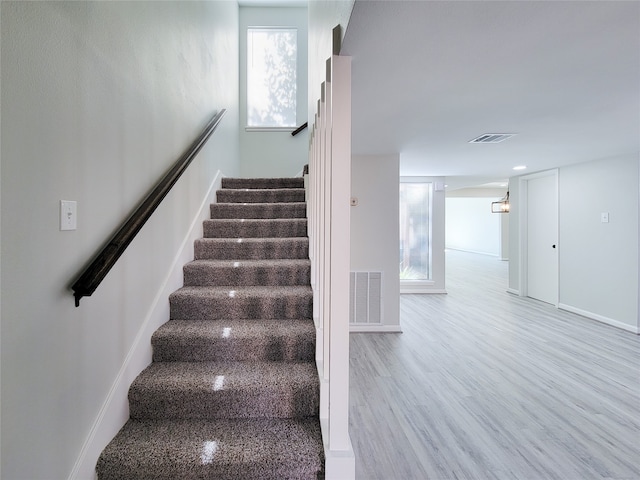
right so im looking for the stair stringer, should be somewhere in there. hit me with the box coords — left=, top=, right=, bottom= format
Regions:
left=69, top=171, right=225, bottom=480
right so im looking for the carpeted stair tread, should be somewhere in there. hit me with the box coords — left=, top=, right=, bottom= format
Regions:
left=194, top=237, right=309, bottom=260
left=169, top=285, right=313, bottom=320
left=210, top=202, right=307, bottom=219
left=222, top=177, right=304, bottom=189
left=128, top=361, right=319, bottom=419
left=96, top=417, right=324, bottom=480
left=97, top=175, right=323, bottom=478
left=152, top=319, right=316, bottom=362
left=204, top=218, right=307, bottom=238
left=183, top=259, right=311, bottom=286
left=217, top=188, right=305, bottom=204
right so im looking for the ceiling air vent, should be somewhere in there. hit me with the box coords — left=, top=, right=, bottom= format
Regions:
left=469, top=133, right=516, bottom=144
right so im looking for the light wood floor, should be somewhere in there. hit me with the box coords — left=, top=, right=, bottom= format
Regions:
left=349, top=250, right=640, bottom=480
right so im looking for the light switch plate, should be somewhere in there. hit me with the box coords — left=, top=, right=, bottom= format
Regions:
left=600, top=212, right=609, bottom=223
left=60, top=200, right=77, bottom=231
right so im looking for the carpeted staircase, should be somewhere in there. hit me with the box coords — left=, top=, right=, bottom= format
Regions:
left=97, top=177, right=324, bottom=479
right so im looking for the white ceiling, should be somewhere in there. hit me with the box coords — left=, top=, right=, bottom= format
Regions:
left=340, top=0, right=640, bottom=189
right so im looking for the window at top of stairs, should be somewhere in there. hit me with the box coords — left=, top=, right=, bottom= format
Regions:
left=247, top=27, right=297, bottom=128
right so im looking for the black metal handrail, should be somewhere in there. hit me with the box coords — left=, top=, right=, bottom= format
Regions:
left=291, top=122, right=308, bottom=136
left=72, top=109, right=227, bottom=306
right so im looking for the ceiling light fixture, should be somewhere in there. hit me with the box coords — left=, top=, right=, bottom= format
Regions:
left=513, top=165, right=527, bottom=171
left=491, top=190, right=510, bottom=214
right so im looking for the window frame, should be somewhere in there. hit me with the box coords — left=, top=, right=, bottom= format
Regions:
left=245, top=26, right=298, bottom=131
left=399, top=177, right=435, bottom=287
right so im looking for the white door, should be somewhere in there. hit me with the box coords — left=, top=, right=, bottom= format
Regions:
left=526, top=173, right=558, bottom=305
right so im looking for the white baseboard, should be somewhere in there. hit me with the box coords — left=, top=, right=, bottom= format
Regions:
left=349, top=324, right=403, bottom=333
left=558, top=303, right=639, bottom=334
left=69, top=171, right=224, bottom=480
left=506, top=288, right=520, bottom=295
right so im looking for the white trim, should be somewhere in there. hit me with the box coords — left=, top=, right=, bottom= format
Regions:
left=518, top=176, right=528, bottom=298
left=245, top=25, right=298, bottom=31
left=400, top=279, right=447, bottom=294
left=320, top=418, right=355, bottom=480
left=400, top=288, right=447, bottom=294
left=558, top=303, right=640, bottom=334
left=239, top=0, right=307, bottom=6
left=309, top=52, right=354, bottom=477
left=401, top=279, right=435, bottom=286
left=518, top=169, right=559, bottom=304
left=326, top=54, right=352, bottom=452
left=349, top=324, right=403, bottom=333
left=68, top=171, right=224, bottom=480
left=506, top=288, right=520, bottom=296
left=244, top=126, right=296, bottom=132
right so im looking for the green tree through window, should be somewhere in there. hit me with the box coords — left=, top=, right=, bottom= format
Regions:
left=247, top=28, right=297, bottom=127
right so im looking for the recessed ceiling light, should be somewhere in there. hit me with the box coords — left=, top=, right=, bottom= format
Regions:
left=513, top=165, right=527, bottom=171
left=469, top=133, right=516, bottom=144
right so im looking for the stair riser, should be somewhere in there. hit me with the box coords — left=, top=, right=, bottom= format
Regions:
left=169, top=294, right=313, bottom=320
left=129, top=386, right=319, bottom=420
left=203, top=219, right=307, bottom=238
left=210, top=203, right=307, bottom=219
left=222, top=177, right=304, bottom=189
left=153, top=337, right=315, bottom=363
left=96, top=418, right=324, bottom=480
left=217, top=189, right=305, bottom=204
left=194, top=238, right=309, bottom=260
left=152, top=319, right=316, bottom=363
left=183, top=264, right=311, bottom=286
left=98, top=462, right=321, bottom=480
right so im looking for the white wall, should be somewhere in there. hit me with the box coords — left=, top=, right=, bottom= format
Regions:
left=350, top=155, right=400, bottom=332
left=509, top=156, right=639, bottom=332
left=558, top=155, right=639, bottom=331
left=446, top=196, right=502, bottom=256
left=508, top=180, right=521, bottom=292
left=431, top=179, right=447, bottom=293
left=500, top=213, right=510, bottom=261
left=0, top=2, right=239, bottom=478
left=239, top=7, right=309, bottom=177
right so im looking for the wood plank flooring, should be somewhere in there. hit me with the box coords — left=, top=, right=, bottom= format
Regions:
left=349, top=250, right=640, bottom=480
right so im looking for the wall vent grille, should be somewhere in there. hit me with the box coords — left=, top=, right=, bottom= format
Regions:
left=350, top=271, right=382, bottom=324
left=469, top=133, right=515, bottom=144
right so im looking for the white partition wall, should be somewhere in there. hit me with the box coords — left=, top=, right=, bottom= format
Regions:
left=306, top=51, right=355, bottom=479
left=350, top=155, right=401, bottom=332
